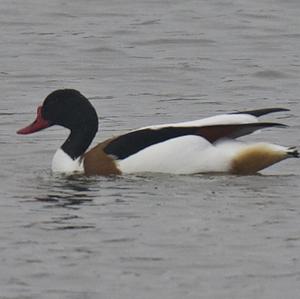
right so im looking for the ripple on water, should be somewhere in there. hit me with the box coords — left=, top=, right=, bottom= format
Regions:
left=253, top=69, right=292, bottom=79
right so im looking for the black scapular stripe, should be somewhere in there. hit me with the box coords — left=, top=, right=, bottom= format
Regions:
left=104, top=127, right=198, bottom=160
left=103, top=122, right=286, bottom=160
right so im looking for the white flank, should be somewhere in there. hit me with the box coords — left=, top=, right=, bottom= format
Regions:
left=118, top=136, right=232, bottom=174
left=51, top=148, right=84, bottom=174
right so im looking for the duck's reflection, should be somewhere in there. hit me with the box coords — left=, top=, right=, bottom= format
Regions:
left=29, top=174, right=102, bottom=230
left=34, top=173, right=99, bottom=208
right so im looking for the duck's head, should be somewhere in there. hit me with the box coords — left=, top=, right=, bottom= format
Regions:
left=17, top=89, right=99, bottom=135
left=17, top=89, right=99, bottom=160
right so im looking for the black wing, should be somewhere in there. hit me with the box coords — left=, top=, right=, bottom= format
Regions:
left=104, top=122, right=286, bottom=160
left=232, top=107, right=289, bottom=117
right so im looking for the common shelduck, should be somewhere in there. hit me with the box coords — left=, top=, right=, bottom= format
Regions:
left=17, top=89, right=298, bottom=175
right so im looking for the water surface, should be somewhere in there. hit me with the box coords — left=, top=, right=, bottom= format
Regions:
left=1, top=0, right=300, bottom=298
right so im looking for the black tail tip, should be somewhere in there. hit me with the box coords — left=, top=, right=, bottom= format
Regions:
left=287, top=147, right=299, bottom=158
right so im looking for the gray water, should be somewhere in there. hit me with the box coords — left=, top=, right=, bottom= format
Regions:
left=1, top=0, right=300, bottom=298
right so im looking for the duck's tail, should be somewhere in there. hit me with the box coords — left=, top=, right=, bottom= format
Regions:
left=287, top=146, right=299, bottom=158
left=230, top=143, right=298, bottom=174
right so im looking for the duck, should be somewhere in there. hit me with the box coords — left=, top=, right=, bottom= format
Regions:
left=17, top=89, right=298, bottom=176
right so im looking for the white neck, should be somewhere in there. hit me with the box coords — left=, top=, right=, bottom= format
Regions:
left=51, top=148, right=84, bottom=174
